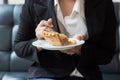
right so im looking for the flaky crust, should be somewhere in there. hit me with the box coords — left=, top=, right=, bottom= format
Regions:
left=42, top=31, right=76, bottom=46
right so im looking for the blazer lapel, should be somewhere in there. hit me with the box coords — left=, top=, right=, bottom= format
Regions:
left=84, top=0, right=94, bottom=38
left=47, top=0, right=60, bottom=32
left=84, top=0, right=105, bottom=39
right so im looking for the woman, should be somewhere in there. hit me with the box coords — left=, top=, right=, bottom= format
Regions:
left=14, top=0, right=117, bottom=80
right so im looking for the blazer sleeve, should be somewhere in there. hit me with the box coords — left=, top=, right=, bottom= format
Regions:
left=80, top=0, right=117, bottom=65
left=14, top=0, right=39, bottom=62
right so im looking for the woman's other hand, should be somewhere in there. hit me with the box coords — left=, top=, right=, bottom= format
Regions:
left=60, top=35, right=84, bottom=55
left=60, top=46, right=82, bottom=55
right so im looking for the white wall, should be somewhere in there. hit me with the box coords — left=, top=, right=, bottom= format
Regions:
left=8, top=0, right=25, bottom=4
left=0, top=0, right=4, bottom=4
left=113, top=0, right=120, bottom=2
left=1, top=0, right=120, bottom=5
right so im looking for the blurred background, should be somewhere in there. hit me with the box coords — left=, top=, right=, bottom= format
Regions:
left=0, top=0, right=120, bottom=4
left=0, top=0, right=25, bottom=4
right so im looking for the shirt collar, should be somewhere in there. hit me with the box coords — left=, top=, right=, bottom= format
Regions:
left=54, top=0, right=85, bottom=19
left=54, top=0, right=58, bottom=7
left=73, top=0, right=80, bottom=13
left=54, top=0, right=81, bottom=13
left=54, top=0, right=60, bottom=11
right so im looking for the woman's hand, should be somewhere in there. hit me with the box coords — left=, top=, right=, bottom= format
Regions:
left=35, top=18, right=54, bottom=52
left=60, top=46, right=82, bottom=55
left=60, top=35, right=84, bottom=55
left=35, top=18, right=54, bottom=39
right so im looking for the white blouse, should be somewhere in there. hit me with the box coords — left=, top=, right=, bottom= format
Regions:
left=54, top=0, right=88, bottom=78
left=54, top=0, right=88, bottom=39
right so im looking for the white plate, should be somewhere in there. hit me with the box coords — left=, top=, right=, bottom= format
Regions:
left=32, top=38, right=85, bottom=50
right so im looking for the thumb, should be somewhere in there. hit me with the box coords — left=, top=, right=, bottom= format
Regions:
left=47, top=18, right=53, bottom=27
left=74, top=35, right=84, bottom=40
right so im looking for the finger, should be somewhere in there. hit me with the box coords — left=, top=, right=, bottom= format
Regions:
left=36, top=31, right=43, bottom=39
left=35, top=26, right=46, bottom=32
left=44, top=27, right=54, bottom=32
left=39, top=20, right=46, bottom=26
left=35, top=27, right=46, bottom=39
left=47, top=18, right=53, bottom=27
left=61, top=51, right=74, bottom=55
left=74, top=46, right=81, bottom=53
left=39, top=20, right=50, bottom=27
left=47, top=18, right=52, bottom=25
left=60, top=49, right=75, bottom=54
left=74, top=35, right=84, bottom=40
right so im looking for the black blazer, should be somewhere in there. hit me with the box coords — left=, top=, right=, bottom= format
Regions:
left=14, top=0, right=117, bottom=80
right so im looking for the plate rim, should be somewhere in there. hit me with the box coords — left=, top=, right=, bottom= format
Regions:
left=32, top=38, right=85, bottom=50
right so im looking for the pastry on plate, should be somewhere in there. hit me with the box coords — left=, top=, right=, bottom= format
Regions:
left=42, top=31, right=76, bottom=46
